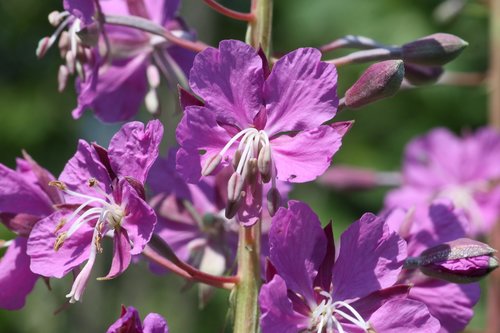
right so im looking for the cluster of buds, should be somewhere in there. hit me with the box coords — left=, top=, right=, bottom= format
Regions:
left=36, top=10, right=98, bottom=91
left=405, top=238, right=499, bottom=283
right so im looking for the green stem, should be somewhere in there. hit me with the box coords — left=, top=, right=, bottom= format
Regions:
left=233, top=218, right=262, bottom=333
left=245, top=0, right=273, bottom=56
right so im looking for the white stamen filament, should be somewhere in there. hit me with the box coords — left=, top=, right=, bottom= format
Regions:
left=311, top=291, right=370, bottom=333
left=219, top=128, right=258, bottom=156
left=47, top=16, right=73, bottom=50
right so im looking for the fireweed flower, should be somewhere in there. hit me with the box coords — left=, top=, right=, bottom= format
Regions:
left=177, top=40, right=350, bottom=224
left=385, top=127, right=500, bottom=236
left=107, top=305, right=169, bottom=333
left=0, top=153, right=63, bottom=310
left=259, top=200, right=440, bottom=333
left=27, top=120, right=163, bottom=303
left=73, top=0, right=197, bottom=122
left=147, top=150, right=290, bottom=278
left=385, top=201, right=481, bottom=333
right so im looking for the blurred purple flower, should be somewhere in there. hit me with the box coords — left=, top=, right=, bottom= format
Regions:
left=385, top=201, right=481, bottom=333
left=0, top=152, right=62, bottom=310
left=176, top=40, right=350, bottom=223
left=63, top=0, right=95, bottom=25
left=386, top=127, right=500, bottom=236
left=259, top=201, right=439, bottom=333
left=73, top=0, right=197, bottom=122
left=107, top=305, right=169, bottom=333
left=27, top=120, right=162, bottom=303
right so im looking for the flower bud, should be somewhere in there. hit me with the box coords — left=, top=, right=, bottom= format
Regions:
left=402, top=33, right=468, bottom=66
left=404, top=64, right=444, bottom=86
left=407, top=238, right=498, bottom=283
left=345, top=60, right=404, bottom=109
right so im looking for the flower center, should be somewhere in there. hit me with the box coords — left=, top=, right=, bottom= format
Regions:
left=437, top=183, right=485, bottom=230
left=50, top=179, right=125, bottom=252
left=202, top=127, right=281, bottom=218
left=310, top=291, right=372, bottom=333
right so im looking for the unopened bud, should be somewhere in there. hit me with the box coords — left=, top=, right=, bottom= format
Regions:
left=266, top=187, right=281, bottom=217
left=345, top=60, right=404, bottom=109
left=36, top=37, right=51, bottom=59
left=407, top=238, right=498, bottom=283
left=402, top=33, right=468, bottom=66
left=202, top=154, right=222, bottom=176
left=58, top=65, right=69, bottom=92
left=404, top=64, right=444, bottom=86
left=257, top=144, right=272, bottom=182
left=145, top=89, right=160, bottom=115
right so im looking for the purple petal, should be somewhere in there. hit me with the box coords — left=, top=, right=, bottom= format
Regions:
left=176, top=106, right=234, bottom=183
left=27, top=210, right=94, bottom=278
left=332, top=213, right=406, bottom=301
left=143, top=313, right=169, bottom=333
left=121, top=180, right=157, bottom=255
left=73, top=56, right=148, bottom=123
left=63, top=0, right=95, bottom=25
left=263, top=48, right=338, bottom=135
left=189, top=40, right=263, bottom=127
left=0, top=163, right=52, bottom=216
left=314, top=222, right=335, bottom=291
left=59, top=140, right=112, bottom=202
left=259, top=274, right=310, bottom=333
left=409, top=279, right=479, bottom=333
left=403, top=128, right=462, bottom=188
left=271, top=123, right=348, bottom=183
left=1, top=213, right=40, bottom=238
left=108, top=120, right=163, bottom=183
left=107, top=306, right=143, bottom=333
left=0, top=238, right=38, bottom=310
left=148, top=154, right=191, bottom=200
left=269, top=201, right=326, bottom=305
left=368, top=298, right=440, bottom=332
left=20, top=151, right=63, bottom=205
left=100, top=228, right=132, bottom=280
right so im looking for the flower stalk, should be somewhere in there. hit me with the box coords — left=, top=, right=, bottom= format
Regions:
left=103, top=14, right=209, bottom=52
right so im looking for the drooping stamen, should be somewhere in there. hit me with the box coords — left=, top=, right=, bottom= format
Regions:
left=310, top=291, right=371, bottom=333
left=66, top=228, right=99, bottom=303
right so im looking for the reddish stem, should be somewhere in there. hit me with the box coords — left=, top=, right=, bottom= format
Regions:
left=142, top=246, right=238, bottom=289
left=203, top=0, right=255, bottom=22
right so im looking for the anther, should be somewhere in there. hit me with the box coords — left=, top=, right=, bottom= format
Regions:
left=257, top=143, right=272, bottom=182
left=267, top=187, right=281, bottom=217
left=36, top=37, right=51, bottom=59
left=54, top=218, right=67, bottom=233
left=49, top=180, right=67, bottom=191
left=54, top=232, right=68, bottom=251
left=202, top=154, right=222, bottom=176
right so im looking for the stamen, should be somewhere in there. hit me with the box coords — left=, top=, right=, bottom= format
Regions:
left=54, top=232, right=68, bottom=251
left=219, top=128, right=258, bottom=156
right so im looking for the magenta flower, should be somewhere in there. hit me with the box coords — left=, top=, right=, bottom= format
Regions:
left=386, top=127, right=500, bottom=236
left=259, top=201, right=439, bottom=333
left=107, top=305, right=169, bottom=333
left=63, top=0, right=95, bottom=25
left=27, top=120, right=162, bottom=303
left=73, top=0, right=197, bottom=122
left=385, top=201, right=481, bottom=333
left=176, top=40, right=350, bottom=223
left=147, top=149, right=290, bottom=280
left=0, top=152, right=62, bottom=310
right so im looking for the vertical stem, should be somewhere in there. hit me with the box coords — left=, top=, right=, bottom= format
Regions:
left=233, top=215, right=262, bottom=333
left=246, top=0, right=273, bottom=56
left=232, top=1, right=272, bottom=332
left=487, top=1, right=500, bottom=332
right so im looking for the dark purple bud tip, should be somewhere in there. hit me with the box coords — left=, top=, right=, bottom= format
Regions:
left=266, top=187, right=281, bottom=217
left=404, top=64, right=444, bottom=86
left=345, top=60, right=404, bottom=109
left=76, top=23, right=100, bottom=47
left=402, top=33, right=468, bottom=66
left=415, top=238, right=498, bottom=283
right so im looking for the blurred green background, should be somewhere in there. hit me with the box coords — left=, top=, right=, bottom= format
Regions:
left=0, top=0, right=489, bottom=331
